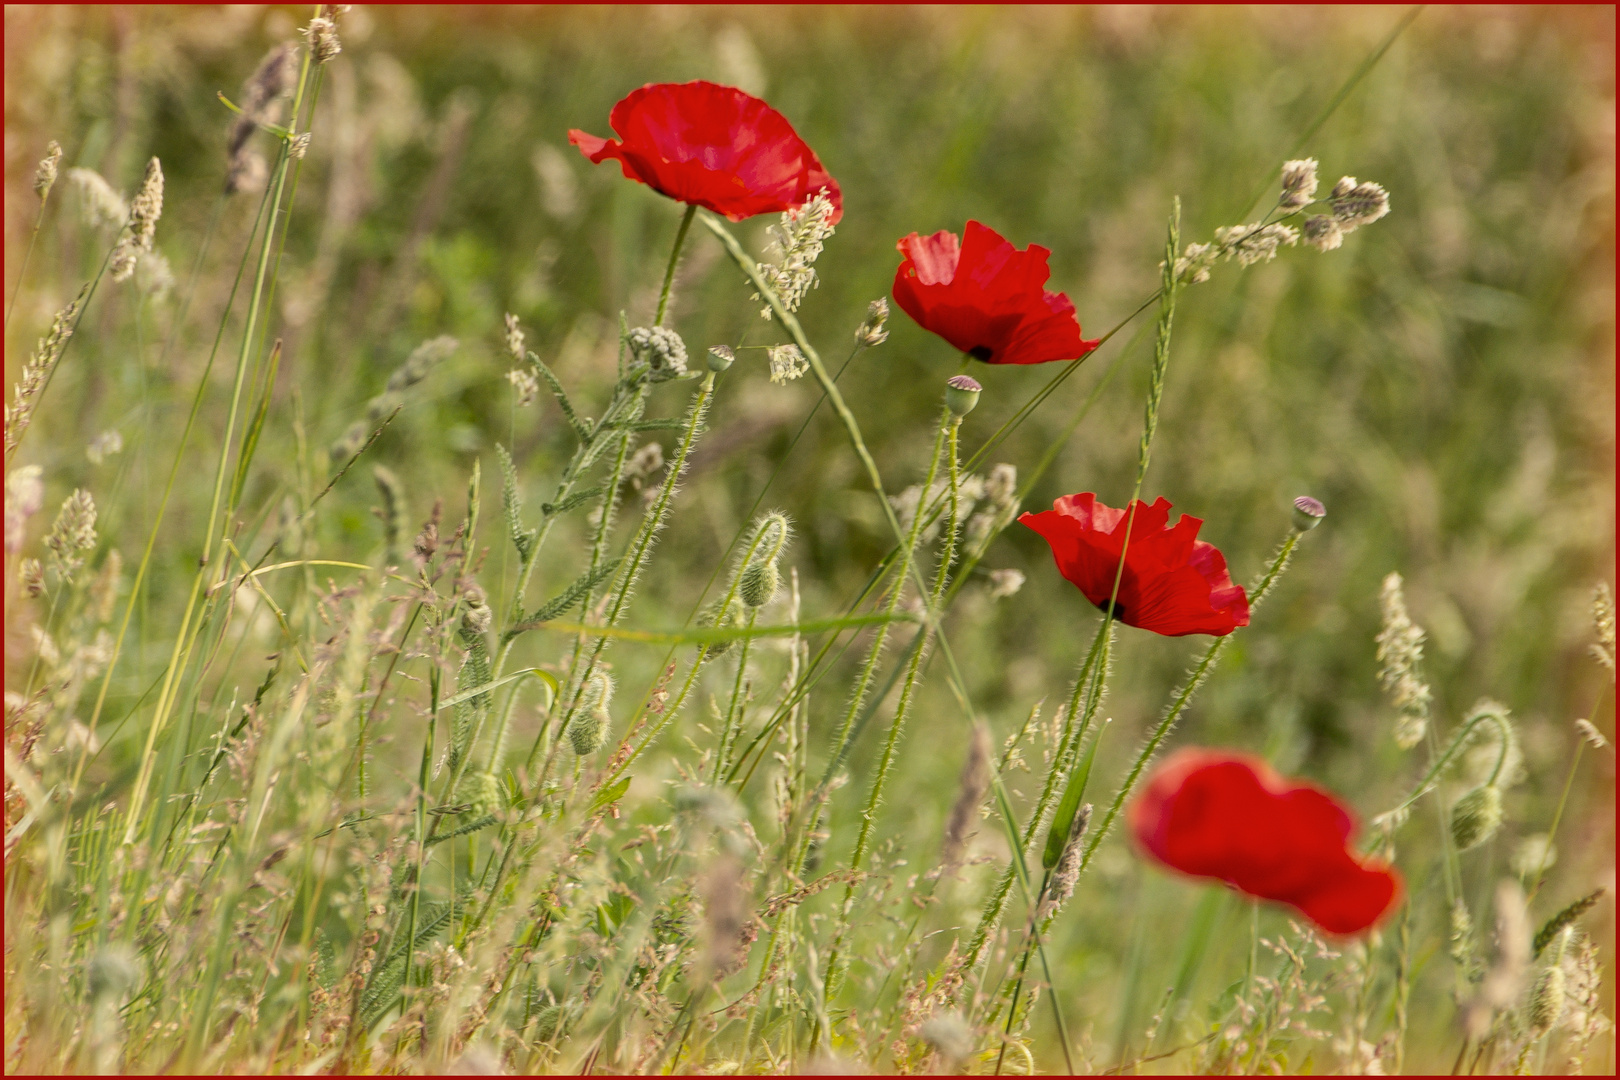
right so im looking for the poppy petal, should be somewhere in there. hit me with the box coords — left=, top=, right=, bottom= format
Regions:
left=892, top=220, right=1094, bottom=365
left=1128, top=749, right=1402, bottom=936
left=571, top=81, right=841, bottom=223
left=1019, top=494, right=1248, bottom=637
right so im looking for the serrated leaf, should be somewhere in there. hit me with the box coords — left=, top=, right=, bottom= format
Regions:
left=506, top=559, right=623, bottom=636
left=528, top=352, right=591, bottom=441
left=451, top=629, right=493, bottom=773
left=496, top=443, right=534, bottom=563
left=424, top=814, right=498, bottom=846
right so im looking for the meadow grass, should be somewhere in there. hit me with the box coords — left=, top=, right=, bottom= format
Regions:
left=4, top=6, right=1614, bottom=1074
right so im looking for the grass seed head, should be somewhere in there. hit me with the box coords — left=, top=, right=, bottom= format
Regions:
left=33, top=140, right=62, bottom=200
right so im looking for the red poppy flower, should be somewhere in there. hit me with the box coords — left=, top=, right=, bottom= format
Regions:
left=891, top=221, right=1098, bottom=365
left=1019, top=493, right=1249, bottom=637
left=568, top=81, right=842, bottom=224
left=1129, top=749, right=1402, bottom=935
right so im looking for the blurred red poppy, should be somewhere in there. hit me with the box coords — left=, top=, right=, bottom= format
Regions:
left=569, top=81, right=842, bottom=224
left=891, top=221, right=1098, bottom=365
left=1019, top=493, right=1249, bottom=637
left=1129, top=749, right=1402, bottom=935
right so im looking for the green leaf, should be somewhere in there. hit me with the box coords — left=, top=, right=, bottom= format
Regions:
left=506, top=559, right=624, bottom=637
left=497, top=443, right=535, bottom=562
left=424, top=814, right=498, bottom=846
left=529, top=352, right=591, bottom=441
left=589, top=775, right=631, bottom=815
left=1043, top=721, right=1108, bottom=870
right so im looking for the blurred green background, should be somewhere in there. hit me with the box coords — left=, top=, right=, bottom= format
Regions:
left=6, top=5, right=1614, bottom=1070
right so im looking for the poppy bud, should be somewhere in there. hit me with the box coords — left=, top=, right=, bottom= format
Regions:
left=945, top=374, right=982, bottom=417
left=737, top=512, right=790, bottom=608
left=568, top=707, right=608, bottom=756
left=1449, top=784, right=1504, bottom=851
left=739, top=559, right=779, bottom=609
left=457, top=770, right=504, bottom=817
left=1291, top=495, right=1326, bottom=532
left=707, top=344, right=735, bottom=372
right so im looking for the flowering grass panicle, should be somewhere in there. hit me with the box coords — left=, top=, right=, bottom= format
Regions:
left=5, top=465, right=45, bottom=552
left=44, top=488, right=97, bottom=584
left=855, top=296, right=890, bottom=346
left=1279, top=157, right=1319, bottom=210
left=1375, top=571, right=1432, bottom=749
left=67, top=167, right=128, bottom=230
left=1590, top=582, right=1614, bottom=671
left=756, top=189, right=837, bottom=318
left=766, top=342, right=808, bottom=384
left=110, top=157, right=164, bottom=282
left=33, top=140, right=62, bottom=200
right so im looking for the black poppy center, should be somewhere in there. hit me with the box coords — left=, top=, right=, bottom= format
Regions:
left=969, top=345, right=994, bottom=362
left=1093, top=596, right=1128, bottom=622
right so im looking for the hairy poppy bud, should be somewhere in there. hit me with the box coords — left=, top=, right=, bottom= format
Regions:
left=1450, top=784, right=1504, bottom=851
left=568, top=707, right=608, bottom=756
left=739, top=559, right=779, bottom=609
left=737, top=512, right=790, bottom=608
left=1291, top=495, right=1326, bottom=532
left=945, top=374, right=982, bottom=417
left=457, top=770, right=504, bottom=817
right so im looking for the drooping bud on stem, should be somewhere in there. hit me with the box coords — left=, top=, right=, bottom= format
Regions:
left=738, top=512, right=791, bottom=608
left=1450, top=784, right=1504, bottom=851
left=568, top=671, right=614, bottom=755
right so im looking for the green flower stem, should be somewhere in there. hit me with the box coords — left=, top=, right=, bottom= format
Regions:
left=962, top=620, right=1109, bottom=972
left=825, top=410, right=962, bottom=1004
left=656, top=204, right=698, bottom=328
left=716, top=609, right=759, bottom=779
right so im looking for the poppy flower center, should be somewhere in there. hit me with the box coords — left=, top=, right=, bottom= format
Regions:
left=969, top=345, right=994, bottom=362
left=1093, top=596, right=1128, bottom=622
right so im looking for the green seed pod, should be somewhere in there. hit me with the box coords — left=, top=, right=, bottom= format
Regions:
left=1528, top=963, right=1566, bottom=1035
left=945, top=374, right=982, bottom=417
left=707, top=344, right=735, bottom=372
left=568, top=707, right=608, bottom=756
left=1449, top=784, right=1504, bottom=851
left=739, top=559, right=780, bottom=609
left=1291, top=495, right=1326, bottom=532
